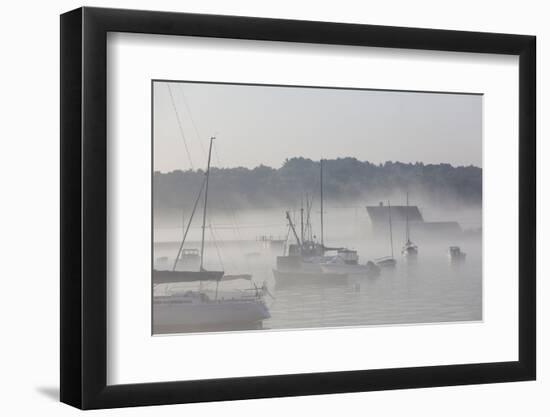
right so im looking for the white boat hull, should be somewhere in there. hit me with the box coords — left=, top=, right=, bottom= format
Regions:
left=153, top=298, right=270, bottom=332
left=375, top=258, right=397, bottom=268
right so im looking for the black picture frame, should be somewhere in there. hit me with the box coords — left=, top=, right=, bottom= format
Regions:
left=60, top=6, right=536, bottom=410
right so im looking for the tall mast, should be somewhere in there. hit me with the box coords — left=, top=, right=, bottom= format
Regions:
left=388, top=200, right=394, bottom=258
left=300, top=198, right=304, bottom=244
left=305, top=193, right=312, bottom=241
left=200, top=136, right=215, bottom=271
left=405, top=192, right=410, bottom=243
left=320, top=159, right=324, bottom=247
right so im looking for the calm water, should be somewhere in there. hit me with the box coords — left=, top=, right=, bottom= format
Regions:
left=153, top=235, right=482, bottom=332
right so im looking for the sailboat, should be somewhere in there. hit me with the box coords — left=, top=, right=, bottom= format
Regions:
left=401, top=192, right=418, bottom=258
left=153, top=137, right=270, bottom=333
left=375, top=200, right=397, bottom=268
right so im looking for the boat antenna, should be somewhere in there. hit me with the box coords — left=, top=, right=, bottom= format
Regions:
left=320, top=159, right=324, bottom=248
left=388, top=200, right=394, bottom=258
left=200, top=136, right=215, bottom=271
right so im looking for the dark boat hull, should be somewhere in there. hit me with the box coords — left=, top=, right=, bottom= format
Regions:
left=153, top=269, right=224, bottom=284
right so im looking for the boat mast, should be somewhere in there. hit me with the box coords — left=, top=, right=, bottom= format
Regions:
left=320, top=159, right=324, bottom=248
left=300, top=198, right=305, bottom=244
left=405, top=192, right=410, bottom=244
left=305, top=193, right=312, bottom=241
left=200, top=137, right=215, bottom=271
left=388, top=200, right=394, bottom=258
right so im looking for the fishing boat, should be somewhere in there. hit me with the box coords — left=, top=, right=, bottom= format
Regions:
left=448, top=246, right=466, bottom=262
left=375, top=200, right=397, bottom=269
left=401, top=193, right=419, bottom=258
left=273, top=211, right=348, bottom=285
left=153, top=137, right=270, bottom=332
left=273, top=160, right=349, bottom=285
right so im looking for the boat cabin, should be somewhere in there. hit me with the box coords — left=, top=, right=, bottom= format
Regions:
left=336, top=249, right=359, bottom=265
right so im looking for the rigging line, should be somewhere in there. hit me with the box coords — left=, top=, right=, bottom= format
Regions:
left=208, top=220, right=225, bottom=270
left=167, top=83, right=194, bottom=170
left=284, top=223, right=291, bottom=255
left=178, top=84, right=207, bottom=158
left=210, top=141, right=249, bottom=260
left=205, top=141, right=231, bottom=269
left=229, top=208, right=251, bottom=270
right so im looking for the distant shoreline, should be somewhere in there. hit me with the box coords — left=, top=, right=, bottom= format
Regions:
left=153, top=157, right=482, bottom=212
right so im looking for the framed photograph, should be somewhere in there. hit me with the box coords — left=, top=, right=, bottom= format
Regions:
left=60, top=7, right=536, bottom=409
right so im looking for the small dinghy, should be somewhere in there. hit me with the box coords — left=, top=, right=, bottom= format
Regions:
left=448, top=246, right=466, bottom=262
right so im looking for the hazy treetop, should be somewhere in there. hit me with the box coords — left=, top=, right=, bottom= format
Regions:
left=153, top=157, right=482, bottom=212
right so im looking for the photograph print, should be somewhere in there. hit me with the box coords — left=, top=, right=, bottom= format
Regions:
left=152, top=81, right=482, bottom=335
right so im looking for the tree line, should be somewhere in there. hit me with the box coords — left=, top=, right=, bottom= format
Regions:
left=153, top=157, right=482, bottom=212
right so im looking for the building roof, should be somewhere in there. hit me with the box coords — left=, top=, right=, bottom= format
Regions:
left=366, top=204, right=424, bottom=225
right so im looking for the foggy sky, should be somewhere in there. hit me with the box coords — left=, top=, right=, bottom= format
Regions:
left=153, top=81, right=482, bottom=172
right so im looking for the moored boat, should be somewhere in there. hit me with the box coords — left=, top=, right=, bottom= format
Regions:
left=153, top=289, right=270, bottom=333
left=320, top=259, right=381, bottom=278
left=375, top=200, right=397, bottom=268
left=153, top=137, right=270, bottom=333
left=272, top=160, right=357, bottom=285
left=448, top=246, right=466, bottom=262
left=401, top=193, right=419, bottom=259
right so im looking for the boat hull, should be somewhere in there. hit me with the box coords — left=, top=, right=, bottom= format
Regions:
left=401, top=247, right=418, bottom=258
left=153, top=299, right=270, bottom=333
left=376, top=258, right=397, bottom=269
left=153, top=269, right=224, bottom=284
left=449, top=254, right=466, bottom=262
